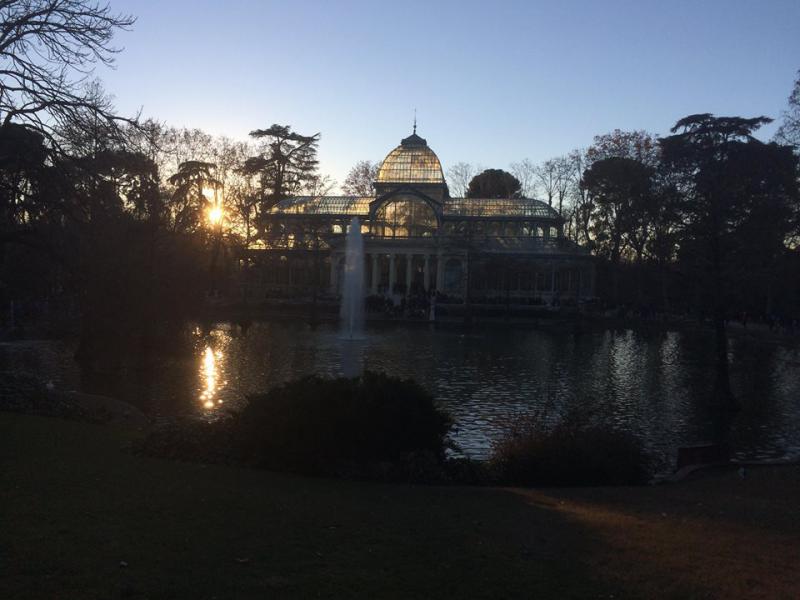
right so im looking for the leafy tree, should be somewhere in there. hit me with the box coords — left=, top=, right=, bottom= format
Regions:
left=646, top=168, right=682, bottom=308
left=342, top=160, right=378, bottom=196
left=661, top=113, right=800, bottom=409
left=587, top=129, right=660, bottom=167
left=241, top=124, right=319, bottom=209
left=582, top=157, right=653, bottom=265
left=466, top=169, right=522, bottom=198
left=83, top=148, right=162, bottom=222
left=582, top=157, right=654, bottom=302
left=0, top=0, right=137, bottom=151
left=167, top=161, right=220, bottom=233
left=0, top=123, right=50, bottom=233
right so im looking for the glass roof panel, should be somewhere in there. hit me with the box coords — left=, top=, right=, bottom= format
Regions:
left=376, top=145, right=445, bottom=184
left=443, top=198, right=560, bottom=219
left=270, top=196, right=372, bottom=216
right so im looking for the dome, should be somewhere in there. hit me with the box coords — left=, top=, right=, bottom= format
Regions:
left=376, top=132, right=445, bottom=184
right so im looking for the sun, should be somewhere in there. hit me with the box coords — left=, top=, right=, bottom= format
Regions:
left=208, top=205, right=223, bottom=225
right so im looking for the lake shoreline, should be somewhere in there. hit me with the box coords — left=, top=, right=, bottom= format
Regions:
left=199, top=303, right=800, bottom=347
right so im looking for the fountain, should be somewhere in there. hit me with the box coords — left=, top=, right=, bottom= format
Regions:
left=340, top=216, right=365, bottom=340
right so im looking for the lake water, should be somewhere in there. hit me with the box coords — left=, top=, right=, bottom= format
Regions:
left=3, top=320, right=799, bottom=468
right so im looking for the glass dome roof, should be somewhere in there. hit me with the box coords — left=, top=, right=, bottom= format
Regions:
left=376, top=132, right=445, bottom=184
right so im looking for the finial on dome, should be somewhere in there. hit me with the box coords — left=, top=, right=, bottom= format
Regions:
left=413, top=108, right=417, bottom=134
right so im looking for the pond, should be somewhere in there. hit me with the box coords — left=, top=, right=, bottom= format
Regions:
left=3, top=320, right=799, bottom=468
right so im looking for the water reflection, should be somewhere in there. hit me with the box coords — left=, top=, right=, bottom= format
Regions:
left=197, top=328, right=232, bottom=412
left=4, top=321, right=798, bottom=468
left=200, top=346, right=220, bottom=409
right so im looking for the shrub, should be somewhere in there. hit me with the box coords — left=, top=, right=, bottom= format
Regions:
left=235, top=371, right=451, bottom=477
left=490, top=407, right=650, bottom=486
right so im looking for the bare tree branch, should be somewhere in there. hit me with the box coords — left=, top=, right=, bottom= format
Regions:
left=0, top=0, right=137, bottom=153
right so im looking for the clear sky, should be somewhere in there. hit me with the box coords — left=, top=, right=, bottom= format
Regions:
left=98, top=0, right=800, bottom=187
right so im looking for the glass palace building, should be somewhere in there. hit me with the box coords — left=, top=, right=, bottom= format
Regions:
left=244, top=130, right=595, bottom=306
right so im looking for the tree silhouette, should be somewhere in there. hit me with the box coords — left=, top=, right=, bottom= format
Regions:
left=241, top=125, right=319, bottom=209
left=466, top=169, right=522, bottom=198
left=168, top=161, right=220, bottom=233
left=661, top=113, right=800, bottom=410
left=587, top=129, right=660, bottom=167
left=774, top=69, right=800, bottom=150
left=582, top=157, right=654, bottom=302
left=342, top=160, right=378, bottom=196
left=0, top=0, right=137, bottom=152
left=583, top=157, right=653, bottom=264
left=447, top=162, right=479, bottom=197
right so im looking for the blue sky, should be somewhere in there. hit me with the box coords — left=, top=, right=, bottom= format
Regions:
left=99, top=0, right=800, bottom=186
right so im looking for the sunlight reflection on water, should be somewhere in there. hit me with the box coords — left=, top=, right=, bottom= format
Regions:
left=3, top=321, right=797, bottom=469
left=173, top=321, right=800, bottom=468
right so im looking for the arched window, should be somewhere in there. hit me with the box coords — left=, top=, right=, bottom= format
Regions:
left=373, top=196, right=438, bottom=238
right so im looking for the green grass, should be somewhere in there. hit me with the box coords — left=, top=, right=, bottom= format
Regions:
left=1, top=413, right=607, bottom=599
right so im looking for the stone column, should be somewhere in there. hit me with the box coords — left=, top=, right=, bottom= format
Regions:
left=371, top=254, right=379, bottom=294
left=329, top=255, right=338, bottom=293
left=405, top=253, right=413, bottom=296
left=436, top=253, right=444, bottom=291
left=423, top=255, right=430, bottom=292
left=388, top=254, right=396, bottom=293
left=550, top=265, right=556, bottom=291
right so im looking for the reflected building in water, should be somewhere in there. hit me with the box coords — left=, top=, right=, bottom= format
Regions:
left=240, top=129, right=595, bottom=305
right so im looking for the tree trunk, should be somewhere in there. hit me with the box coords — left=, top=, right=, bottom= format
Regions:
left=708, top=223, right=737, bottom=411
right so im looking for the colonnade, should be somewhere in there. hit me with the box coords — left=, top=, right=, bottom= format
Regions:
left=330, top=251, right=443, bottom=296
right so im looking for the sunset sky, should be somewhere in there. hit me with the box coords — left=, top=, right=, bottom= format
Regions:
left=99, top=0, right=800, bottom=187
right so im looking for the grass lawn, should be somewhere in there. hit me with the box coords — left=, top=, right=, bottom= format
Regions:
left=2, top=413, right=798, bottom=599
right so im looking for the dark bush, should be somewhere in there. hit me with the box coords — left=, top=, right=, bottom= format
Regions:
left=236, top=371, right=451, bottom=476
left=490, top=407, right=650, bottom=486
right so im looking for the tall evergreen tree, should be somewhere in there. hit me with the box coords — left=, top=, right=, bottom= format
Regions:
left=241, top=125, right=320, bottom=209
left=661, top=114, right=800, bottom=410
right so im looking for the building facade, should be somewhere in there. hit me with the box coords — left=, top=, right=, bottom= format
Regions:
left=241, top=130, right=594, bottom=307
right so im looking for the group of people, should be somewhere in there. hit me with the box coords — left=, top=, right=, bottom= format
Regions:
left=366, top=292, right=434, bottom=319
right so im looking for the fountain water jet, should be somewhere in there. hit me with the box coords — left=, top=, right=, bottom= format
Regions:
left=340, top=216, right=365, bottom=340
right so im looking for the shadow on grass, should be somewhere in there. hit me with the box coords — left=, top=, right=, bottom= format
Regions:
left=2, top=413, right=621, bottom=599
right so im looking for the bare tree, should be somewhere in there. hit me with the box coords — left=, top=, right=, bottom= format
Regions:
left=446, top=162, right=477, bottom=197
left=341, top=160, right=377, bottom=196
left=565, top=149, right=593, bottom=245
left=0, top=0, right=137, bottom=151
left=510, top=158, right=536, bottom=197
left=774, top=69, right=800, bottom=149
left=303, top=173, right=336, bottom=196
left=553, top=155, right=573, bottom=216
left=535, top=159, right=558, bottom=207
